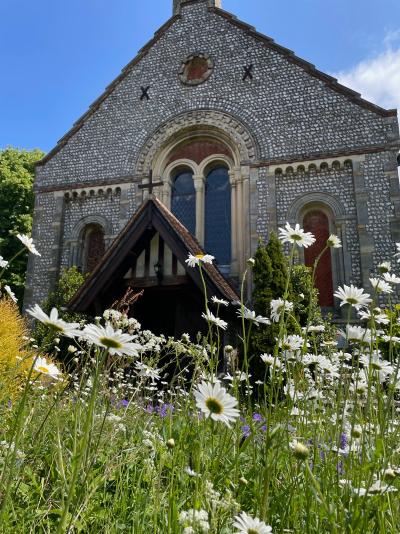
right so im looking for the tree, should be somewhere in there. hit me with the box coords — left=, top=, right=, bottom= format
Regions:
left=250, top=233, right=321, bottom=375
left=0, top=147, right=44, bottom=303
left=250, top=234, right=288, bottom=371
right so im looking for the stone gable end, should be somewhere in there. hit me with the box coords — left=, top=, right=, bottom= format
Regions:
left=35, top=1, right=397, bottom=188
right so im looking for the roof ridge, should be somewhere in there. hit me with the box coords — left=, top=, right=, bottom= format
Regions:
left=36, top=15, right=181, bottom=167
left=210, top=6, right=397, bottom=119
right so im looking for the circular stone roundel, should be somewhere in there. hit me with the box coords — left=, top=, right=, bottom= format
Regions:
left=179, top=53, right=214, bottom=86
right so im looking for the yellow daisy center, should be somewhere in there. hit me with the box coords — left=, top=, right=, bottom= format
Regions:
left=195, top=254, right=205, bottom=260
left=205, top=397, right=223, bottom=415
left=248, top=529, right=259, bottom=534
left=37, top=366, right=50, bottom=374
left=100, top=337, right=122, bottom=349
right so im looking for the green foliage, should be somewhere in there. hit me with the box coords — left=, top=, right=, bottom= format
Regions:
left=34, top=267, right=87, bottom=356
left=265, top=232, right=288, bottom=305
left=250, top=235, right=321, bottom=368
left=0, top=148, right=44, bottom=302
left=290, top=263, right=321, bottom=326
left=252, top=238, right=273, bottom=317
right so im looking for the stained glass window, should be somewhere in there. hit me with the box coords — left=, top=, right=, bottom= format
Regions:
left=204, top=167, right=231, bottom=267
left=171, top=170, right=196, bottom=235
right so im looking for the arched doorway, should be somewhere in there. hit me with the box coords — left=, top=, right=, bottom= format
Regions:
left=303, top=210, right=334, bottom=307
left=83, top=224, right=105, bottom=273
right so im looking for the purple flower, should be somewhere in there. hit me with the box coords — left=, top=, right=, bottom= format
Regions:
left=337, top=461, right=345, bottom=475
left=260, top=425, right=267, bottom=433
left=117, top=399, right=129, bottom=409
left=340, top=433, right=348, bottom=450
left=157, top=403, right=174, bottom=418
left=253, top=413, right=263, bottom=422
left=145, top=404, right=155, bottom=414
left=242, top=425, right=251, bottom=438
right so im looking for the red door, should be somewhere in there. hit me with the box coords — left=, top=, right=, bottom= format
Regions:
left=303, top=211, right=334, bottom=307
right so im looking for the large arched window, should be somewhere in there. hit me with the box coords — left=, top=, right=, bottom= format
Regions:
left=171, top=169, right=196, bottom=235
left=204, top=167, right=231, bottom=267
left=303, top=210, right=334, bottom=307
left=83, top=224, right=105, bottom=273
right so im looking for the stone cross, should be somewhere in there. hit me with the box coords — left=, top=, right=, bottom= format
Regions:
left=138, top=170, right=164, bottom=197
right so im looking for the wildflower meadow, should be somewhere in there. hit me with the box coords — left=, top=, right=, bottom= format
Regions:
left=0, top=225, right=400, bottom=533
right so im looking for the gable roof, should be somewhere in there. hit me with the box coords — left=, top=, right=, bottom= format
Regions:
left=37, top=2, right=397, bottom=168
left=68, top=196, right=239, bottom=312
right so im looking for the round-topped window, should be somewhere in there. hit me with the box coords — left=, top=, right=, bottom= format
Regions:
left=179, top=54, right=214, bottom=86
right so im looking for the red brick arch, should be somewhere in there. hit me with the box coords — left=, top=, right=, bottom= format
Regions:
left=303, top=210, right=334, bottom=307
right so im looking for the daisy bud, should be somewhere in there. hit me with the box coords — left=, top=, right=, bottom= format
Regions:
left=239, top=477, right=248, bottom=486
left=378, top=261, right=391, bottom=274
left=327, top=234, right=342, bottom=248
left=291, top=441, right=309, bottom=460
left=383, top=468, right=396, bottom=482
left=166, top=438, right=175, bottom=449
left=68, top=345, right=77, bottom=353
left=247, top=258, right=256, bottom=267
left=351, top=425, right=362, bottom=439
left=224, top=345, right=234, bottom=354
left=54, top=338, right=60, bottom=344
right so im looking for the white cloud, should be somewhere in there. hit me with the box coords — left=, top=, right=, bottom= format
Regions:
left=334, top=36, right=400, bottom=111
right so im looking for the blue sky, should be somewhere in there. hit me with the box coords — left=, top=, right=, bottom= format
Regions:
left=1, top=0, right=399, bottom=152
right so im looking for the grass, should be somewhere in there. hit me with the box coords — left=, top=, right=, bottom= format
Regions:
left=0, top=238, right=399, bottom=533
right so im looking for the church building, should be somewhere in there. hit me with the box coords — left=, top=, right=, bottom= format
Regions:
left=25, top=0, right=400, bottom=334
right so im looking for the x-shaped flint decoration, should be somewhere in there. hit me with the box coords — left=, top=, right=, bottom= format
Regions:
left=243, top=64, right=254, bottom=81
left=140, top=86, right=150, bottom=101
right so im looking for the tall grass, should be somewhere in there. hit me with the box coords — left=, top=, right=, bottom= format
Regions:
left=0, top=232, right=399, bottom=533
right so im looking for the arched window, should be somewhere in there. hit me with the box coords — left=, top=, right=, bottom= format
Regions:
left=83, top=224, right=105, bottom=273
left=171, top=169, right=196, bottom=234
left=204, top=167, right=231, bottom=267
left=303, top=210, right=334, bottom=307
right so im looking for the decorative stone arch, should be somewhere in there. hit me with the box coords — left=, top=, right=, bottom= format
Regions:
left=134, top=111, right=258, bottom=276
left=134, top=109, right=259, bottom=178
left=286, top=192, right=346, bottom=223
left=286, top=192, right=352, bottom=312
left=67, top=215, right=113, bottom=272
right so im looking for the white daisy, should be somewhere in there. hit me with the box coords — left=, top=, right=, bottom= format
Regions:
left=279, top=334, right=304, bottom=352
left=211, top=296, right=229, bottom=307
left=261, top=353, right=282, bottom=368
left=334, top=284, right=371, bottom=310
left=27, top=305, right=80, bottom=337
left=185, top=253, right=215, bottom=267
left=0, top=256, right=8, bottom=269
left=369, top=278, right=393, bottom=294
left=395, top=243, right=400, bottom=262
left=33, top=356, right=62, bottom=380
left=233, top=512, right=273, bottom=534
left=16, top=234, right=41, bottom=256
left=3, top=285, right=17, bottom=303
left=278, top=222, right=316, bottom=248
left=236, top=307, right=270, bottom=326
left=345, top=325, right=372, bottom=344
left=270, top=298, right=293, bottom=322
left=358, top=307, right=389, bottom=325
left=378, top=261, right=391, bottom=274
left=81, top=323, right=142, bottom=357
left=327, top=234, right=342, bottom=248
left=383, top=272, right=400, bottom=285
left=307, top=325, right=326, bottom=333
left=202, top=311, right=228, bottom=330
left=193, top=381, right=239, bottom=427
